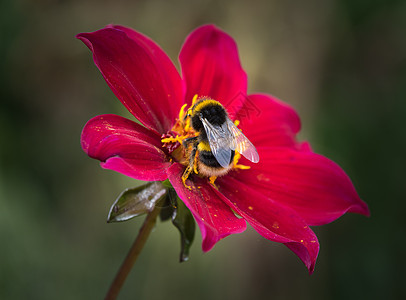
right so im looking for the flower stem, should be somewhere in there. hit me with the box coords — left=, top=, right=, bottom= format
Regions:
left=105, top=205, right=162, bottom=300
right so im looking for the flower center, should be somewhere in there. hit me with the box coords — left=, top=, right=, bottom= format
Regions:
left=161, top=95, right=250, bottom=187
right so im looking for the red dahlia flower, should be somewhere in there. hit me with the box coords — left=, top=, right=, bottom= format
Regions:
left=77, top=24, right=369, bottom=273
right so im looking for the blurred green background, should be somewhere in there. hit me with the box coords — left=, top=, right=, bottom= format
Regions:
left=1, top=0, right=405, bottom=299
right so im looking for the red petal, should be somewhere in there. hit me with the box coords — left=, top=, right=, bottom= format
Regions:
left=230, top=147, right=370, bottom=226
left=167, top=163, right=246, bottom=251
left=217, top=176, right=319, bottom=273
left=236, top=94, right=301, bottom=148
left=77, top=26, right=183, bottom=134
left=179, top=24, right=247, bottom=106
left=82, top=114, right=170, bottom=181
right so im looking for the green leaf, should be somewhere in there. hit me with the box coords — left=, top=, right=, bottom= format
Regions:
left=107, top=182, right=167, bottom=223
left=171, top=191, right=196, bottom=262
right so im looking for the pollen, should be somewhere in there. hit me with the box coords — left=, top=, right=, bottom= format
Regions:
left=272, top=221, right=280, bottom=229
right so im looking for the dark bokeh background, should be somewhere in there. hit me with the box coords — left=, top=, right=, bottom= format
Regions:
left=1, top=0, right=405, bottom=299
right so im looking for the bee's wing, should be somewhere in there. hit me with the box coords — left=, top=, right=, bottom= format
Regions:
left=226, top=118, right=260, bottom=163
left=200, top=117, right=233, bottom=168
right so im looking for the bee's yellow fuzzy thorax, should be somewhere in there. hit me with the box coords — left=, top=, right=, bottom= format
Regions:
left=191, top=99, right=222, bottom=116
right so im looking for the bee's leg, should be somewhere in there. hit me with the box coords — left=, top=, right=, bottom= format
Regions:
left=209, top=176, right=218, bottom=189
left=182, top=166, right=193, bottom=190
left=189, top=141, right=199, bottom=174
left=193, top=153, right=199, bottom=174
left=182, top=136, right=198, bottom=148
left=182, top=141, right=198, bottom=190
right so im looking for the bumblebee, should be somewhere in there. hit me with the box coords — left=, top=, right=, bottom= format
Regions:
left=181, top=97, right=259, bottom=186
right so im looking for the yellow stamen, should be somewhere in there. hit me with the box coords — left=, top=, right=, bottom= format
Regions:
left=184, top=116, right=191, bottom=132
left=161, top=135, right=187, bottom=145
left=192, top=94, right=199, bottom=106
left=233, top=151, right=251, bottom=170
left=178, top=103, right=188, bottom=121
left=161, top=136, right=180, bottom=143
left=234, top=119, right=240, bottom=127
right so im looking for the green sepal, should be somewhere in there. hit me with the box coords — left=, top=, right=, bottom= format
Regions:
left=107, top=182, right=167, bottom=223
left=161, top=179, right=173, bottom=189
left=171, top=192, right=196, bottom=262
left=159, top=193, right=175, bottom=222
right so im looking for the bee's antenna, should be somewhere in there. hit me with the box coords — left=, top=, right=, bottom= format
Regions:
left=183, top=110, right=190, bottom=122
